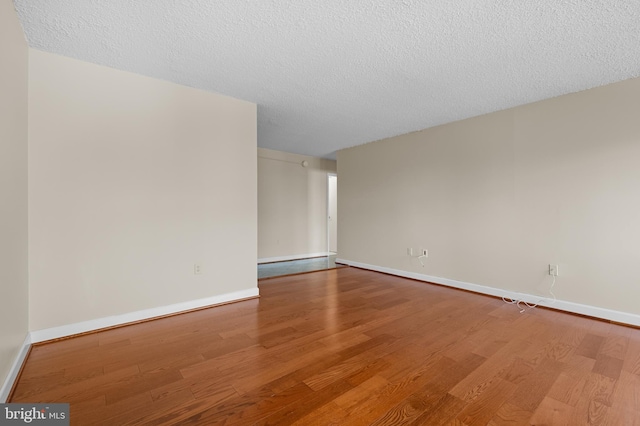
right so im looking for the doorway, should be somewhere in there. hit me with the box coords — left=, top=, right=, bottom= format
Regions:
left=327, top=174, right=337, bottom=254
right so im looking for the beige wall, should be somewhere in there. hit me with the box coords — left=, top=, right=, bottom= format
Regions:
left=258, top=148, right=336, bottom=260
left=0, top=0, right=29, bottom=394
left=338, top=76, right=640, bottom=316
left=28, top=50, right=257, bottom=330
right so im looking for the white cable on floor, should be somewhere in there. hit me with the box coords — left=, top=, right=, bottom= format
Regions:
left=502, top=275, right=557, bottom=313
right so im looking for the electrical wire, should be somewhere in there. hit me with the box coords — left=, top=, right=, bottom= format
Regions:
left=502, top=275, right=556, bottom=313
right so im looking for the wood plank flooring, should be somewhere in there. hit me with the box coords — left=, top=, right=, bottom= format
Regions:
left=10, top=267, right=640, bottom=425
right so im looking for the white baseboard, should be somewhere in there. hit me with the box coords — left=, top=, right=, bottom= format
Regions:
left=29, top=288, right=259, bottom=344
left=1, top=334, right=31, bottom=403
left=258, top=252, right=332, bottom=264
left=336, top=258, right=640, bottom=327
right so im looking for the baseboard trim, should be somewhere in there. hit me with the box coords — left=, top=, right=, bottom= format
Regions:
left=336, top=258, right=640, bottom=327
left=0, top=334, right=31, bottom=403
left=258, top=252, right=332, bottom=264
left=29, top=288, right=259, bottom=344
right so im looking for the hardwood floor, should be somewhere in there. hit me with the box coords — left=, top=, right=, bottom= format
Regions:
left=10, top=267, right=640, bottom=425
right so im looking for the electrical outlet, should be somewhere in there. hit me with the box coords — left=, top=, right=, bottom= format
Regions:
left=548, top=264, right=559, bottom=276
left=407, top=248, right=428, bottom=257
left=194, top=263, right=202, bottom=275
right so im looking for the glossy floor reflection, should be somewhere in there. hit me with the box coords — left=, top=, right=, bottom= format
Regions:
left=258, top=254, right=340, bottom=279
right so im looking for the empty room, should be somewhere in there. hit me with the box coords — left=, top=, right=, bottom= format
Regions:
left=2, top=1, right=640, bottom=425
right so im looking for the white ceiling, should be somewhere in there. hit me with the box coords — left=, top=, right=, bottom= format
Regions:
left=14, top=0, right=640, bottom=159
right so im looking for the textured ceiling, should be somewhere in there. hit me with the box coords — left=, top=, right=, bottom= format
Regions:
left=14, top=0, right=640, bottom=159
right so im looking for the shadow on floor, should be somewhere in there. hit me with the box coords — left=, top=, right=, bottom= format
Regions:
left=258, top=255, right=341, bottom=279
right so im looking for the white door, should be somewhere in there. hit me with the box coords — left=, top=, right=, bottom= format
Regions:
left=328, top=174, right=337, bottom=253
